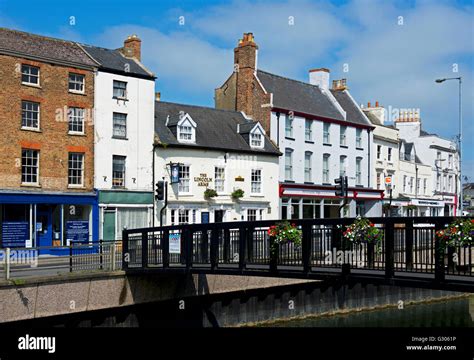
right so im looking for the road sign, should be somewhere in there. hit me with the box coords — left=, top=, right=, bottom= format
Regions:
left=169, top=233, right=181, bottom=254
left=385, top=176, right=392, bottom=185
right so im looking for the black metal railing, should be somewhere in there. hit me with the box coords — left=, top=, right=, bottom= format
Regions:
left=122, top=217, right=474, bottom=288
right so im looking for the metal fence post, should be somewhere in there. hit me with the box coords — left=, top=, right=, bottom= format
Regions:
left=223, top=228, right=230, bottom=263
left=99, top=239, right=103, bottom=270
left=385, top=221, right=395, bottom=279
left=302, top=224, right=311, bottom=273
left=405, top=220, right=414, bottom=271
left=185, top=229, right=193, bottom=270
left=162, top=230, right=169, bottom=269
left=5, top=248, right=10, bottom=280
left=69, top=245, right=73, bottom=272
left=239, top=227, right=247, bottom=271
left=142, top=231, right=149, bottom=269
left=434, top=221, right=446, bottom=282
left=210, top=228, right=219, bottom=271
left=122, top=231, right=129, bottom=271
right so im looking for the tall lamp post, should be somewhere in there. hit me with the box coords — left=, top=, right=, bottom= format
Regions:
left=435, top=77, right=462, bottom=215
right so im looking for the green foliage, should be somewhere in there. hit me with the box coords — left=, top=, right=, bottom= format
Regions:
left=204, top=188, right=218, bottom=199
left=436, top=218, right=474, bottom=247
left=267, top=221, right=302, bottom=254
left=342, top=217, right=383, bottom=248
left=231, top=188, right=244, bottom=200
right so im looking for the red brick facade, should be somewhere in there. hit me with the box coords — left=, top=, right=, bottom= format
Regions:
left=215, top=33, right=272, bottom=134
left=0, top=54, right=95, bottom=192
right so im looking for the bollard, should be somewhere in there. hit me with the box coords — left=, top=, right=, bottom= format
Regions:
left=5, top=247, right=10, bottom=280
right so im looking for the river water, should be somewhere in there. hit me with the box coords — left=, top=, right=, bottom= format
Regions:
left=260, top=295, right=474, bottom=327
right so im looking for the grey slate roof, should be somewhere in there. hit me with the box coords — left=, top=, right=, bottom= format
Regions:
left=420, top=129, right=438, bottom=137
left=0, top=28, right=97, bottom=68
left=81, top=44, right=155, bottom=79
left=256, top=70, right=345, bottom=121
left=155, top=101, right=280, bottom=155
left=330, top=90, right=372, bottom=126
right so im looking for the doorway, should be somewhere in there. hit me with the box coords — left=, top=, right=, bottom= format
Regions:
left=214, top=210, right=225, bottom=223
left=36, top=205, right=52, bottom=252
left=103, top=209, right=116, bottom=241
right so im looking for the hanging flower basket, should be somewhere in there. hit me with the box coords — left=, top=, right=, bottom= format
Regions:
left=436, top=218, right=474, bottom=248
left=342, top=217, right=383, bottom=249
left=267, top=221, right=302, bottom=255
left=204, top=188, right=218, bottom=200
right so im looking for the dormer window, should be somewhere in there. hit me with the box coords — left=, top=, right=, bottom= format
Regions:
left=251, top=132, right=262, bottom=147
left=176, top=113, right=196, bottom=143
left=249, top=124, right=265, bottom=149
left=179, top=125, right=193, bottom=141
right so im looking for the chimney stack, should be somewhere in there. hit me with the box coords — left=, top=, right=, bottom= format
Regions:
left=332, top=78, right=347, bottom=91
left=123, top=34, right=142, bottom=61
left=309, top=68, right=330, bottom=91
left=362, top=101, right=385, bottom=125
left=234, top=32, right=258, bottom=71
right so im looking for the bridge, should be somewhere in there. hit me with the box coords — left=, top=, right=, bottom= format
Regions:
left=122, top=217, right=474, bottom=293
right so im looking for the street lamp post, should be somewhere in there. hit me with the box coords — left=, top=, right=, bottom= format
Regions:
left=435, top=77, right=463, bottom=215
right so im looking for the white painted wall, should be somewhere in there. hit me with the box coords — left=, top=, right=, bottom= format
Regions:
left=94, top=71, right=155, bottom=191
left=269, top=111, right=372, bottom=188
left=372, top=124, right=400, bottom=198
left=154, top=147, right=280, bottom=224
left=396, top=120, right=460, bottom=213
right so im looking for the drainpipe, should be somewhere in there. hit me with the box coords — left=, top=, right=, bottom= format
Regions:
left=367, top=129, right=371, bottom=187
left=276, top=112, right=280, bottom=146
left=152, top=143, right=156, bottom=228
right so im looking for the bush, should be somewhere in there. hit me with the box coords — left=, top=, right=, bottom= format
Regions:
left=204, top=188, right=218, bottom=199
left=231, top=188, right=244, bottom=200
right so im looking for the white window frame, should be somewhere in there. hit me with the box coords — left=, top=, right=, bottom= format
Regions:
left=305, top=119, right=313, bottom=141
left=356, top=128, right=362, bottom=148
left=21, top=149, right=39, bottom=185
left=356, top=157, right=362, bottom=185
left=113, top=80, right=127, bottom=99
left=68, top=73, right=85, bottom=94
left=285, top=115, right=293, bottom=138
left=340, top=126, right=347, bottom=146
left=178, top=209, right=190, bottom=225
left=215, top=166, right=226, bottom=193
left=21, top=64, right=40, bottom=86
left=323, top=123, right=330, bottom=144
left=112, top=155, right=126, bottom=188
left=21, top=100, right=40, bottom=130
left=339, top=155, right=347, bottom=177
left=68, top=152, right=84, bottom=187
left=247, top=209, right=257, bottom=222
left=285, top=148, right=293, bottom=181
left=112, top=112, right=127, bottom=139
left=304, top=152, right=312, bottom=183
left=388, top=147, right=392, bottom=162
left=251, top=168, right=262, bottom=194
left=249, top=124, right=265, bottom=149
left=177, top=114, right=196, bottom=143
left=178, top=164, right=191, bottom=194
left=377, top=145, right=382, bottom=160
left=423, top=178, right=427, bottom=194
left=68, top=107, right=85, bottom=135
left=323, top=154, right=330, bottom=183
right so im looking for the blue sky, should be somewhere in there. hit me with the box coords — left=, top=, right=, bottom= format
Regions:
left=1, top=0, right=473, bottom=180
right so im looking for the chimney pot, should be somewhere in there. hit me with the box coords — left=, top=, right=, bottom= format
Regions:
left=368, top=102, right=371, bottom=108
left=375, top=101, right=379, bottom=107
left=123, top=34, right=142, bottom=61
left=155, top=92, right=161, bottom=101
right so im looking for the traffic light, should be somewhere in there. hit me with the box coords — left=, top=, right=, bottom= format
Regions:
left=335, top=176, right=348, bottom=197
left=155, top=181, right=166, bottom=200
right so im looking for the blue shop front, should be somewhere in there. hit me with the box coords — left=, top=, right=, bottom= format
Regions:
left=0, top=191, right=99, bottom=255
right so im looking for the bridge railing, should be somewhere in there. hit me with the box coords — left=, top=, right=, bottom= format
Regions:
left=122, top=217, right=474, bottom=282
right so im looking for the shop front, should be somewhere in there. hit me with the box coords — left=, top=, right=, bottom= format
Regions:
left=98, top=190, right=153, bottom=241
left=0, top=191, right=99, bottom=255
left=279, top=184, right=383, bottom=219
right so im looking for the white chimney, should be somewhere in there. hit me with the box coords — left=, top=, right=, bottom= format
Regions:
left=363, top=101, right=386, bottom=125
left=309, top=68, right=330, bottom=90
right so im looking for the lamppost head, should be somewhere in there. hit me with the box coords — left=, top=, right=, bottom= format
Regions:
left=435, top=78, right=446, bottom=83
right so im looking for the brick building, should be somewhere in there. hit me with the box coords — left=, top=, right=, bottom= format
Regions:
left=216, top=33, right=383, bottom=219
left=0, top=28, right=99, bottom=252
